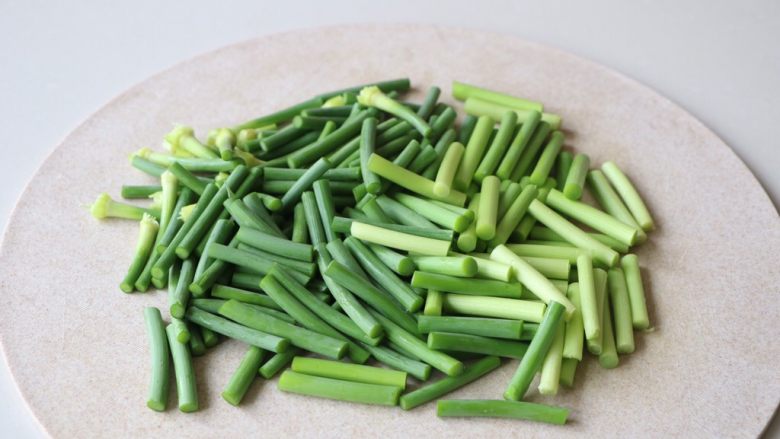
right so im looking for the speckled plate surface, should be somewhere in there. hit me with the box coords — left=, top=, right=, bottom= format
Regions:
left=0, top=25, right=778, bottom=438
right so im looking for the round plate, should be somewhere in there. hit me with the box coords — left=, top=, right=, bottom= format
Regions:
left=1, top=25, right=778, bottom=438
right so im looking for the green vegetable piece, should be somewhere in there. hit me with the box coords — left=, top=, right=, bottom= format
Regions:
left=358, top=86, right=431, bottom=137
left=292, top=357, right=407, bottom=389
left=437, top=399, right=569, bottom=425
left=278, top=370, right=401, bottom=406
left=428, top=332, right=528, bottom=359
left=411, top=271, right=522, bottom=299
left=601, top=161, right=654, bottom=231
left=222, top=346, right=265, bottom=406
left=165, top=323, right=198, bottom=412
left=399, top=356, right=500, bottom=410
left=144, top=308, right=170, bottom=411
left=621, top=254, right=650, bottom=330
left=504, top=301, right=565, bottom=401
left=443, top=293, right=546, bottom=323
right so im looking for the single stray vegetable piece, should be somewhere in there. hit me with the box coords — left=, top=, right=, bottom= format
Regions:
left=90, top=193, right=157, bottom=220
left=400, top=356, right=501, bottom=410
left=292, top=357, right=407, bottom=389
left=358, top=86, right=431, bottom=137
left=278, top=370, right=401, bottom=406
left=437, top=400, right=569, bottom=425
left=504, top=301, right=565, bottom=401
left=120, top=214, right=159, bottom=293
left=144, top=308, right=170, bottom=411
left=222, top=346, right=265, bottom=406
left=165, top=323, right=198, bottom=412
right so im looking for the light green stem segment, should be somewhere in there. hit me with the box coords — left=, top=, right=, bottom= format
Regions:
left=358, top=86, right=431, bottom=137
left=528, top=199, right=619, bottom=267
left=538, top=319, right=565, bottom=395
left=436, top=399, right=569, bottom=425
left=367, top=153, right=467, bottom=206
left=464, top=97, right=561, bottom=130
left=291, top=357, right=407, bottom=389
left=587, top=170, right=647, bottom=243
left=496, top=110, right=542, bottom=180
left=156, top=171, right=179, bottom=240
left=394, top=193, right=471, bottom=232
left=476, top=175, right=500, bottom=240
left=529, top=131, right=564, bottom=186
left=453, top=115, right=494, bottom=191
left=221, top=346, right=265, bottom=406
left=490, top=245, right=575, bottom=318
left=545, top=189, right=638, bottom=246
left=562, top=283, right=585, bottom=360
left=144, top=307, right=170, bottom=412
left=474, top=111, right=518, bottom=182
left=556, top=150, right=573, bottom=191
left=504, top=301, right=565, bottom=401
left=451, top=252, right=513, bottom=282
left=278, top=370, right=402, bottom=406
left=452, top=80, right=543, bottom=112
left=559, top=358, right=579, bottom=388
left=520, top=256, right=570, bottom=280
left=563, top=153, right=589, bottom=200
left=359, top=117, right=382, bottom=194
left=120, top=214, right=159, bottom=293
left=601, top=161, right=654, bottom=231
left=350, top=222, right=450, bottom=256
left=400, top=356, right=501, bottom=410
left=621, top=254, right=650, bottom=330
left=608, top=267, right=636, bottom=354
left=587, top=268, right=608, bottom=355
left=433, top=141, right=465, bottom=197
left=411, top=256, right=477, bottom=278
left=443, top=293, right=546, bottom=323
left=456, top=194, right=480, bottom=253
left=598, top=293, right=619, bottom=369
left=423, top=290, right=443, bottom=316
left=577, top=254, right=600, bottom=342
left=490, top=184, right=538, bottom=247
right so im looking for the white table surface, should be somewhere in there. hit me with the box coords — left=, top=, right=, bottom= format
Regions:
left=1, top=1, right=777, bottom=437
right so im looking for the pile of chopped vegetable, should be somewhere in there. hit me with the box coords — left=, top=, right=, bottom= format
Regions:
left=92, top=78, right=654, bottom=425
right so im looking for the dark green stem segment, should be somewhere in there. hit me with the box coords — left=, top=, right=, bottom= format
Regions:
left=427, top=332, right=528, bottom=359
left=277, top=370, right=402, bottom=406
left=411, top=271, right=523, bottom=299
left=184, top=307, right=290, bottom=353
left=359, top=343, right=431, bottom=381
left=165, top=323, right=198, bottom=412
left=144, top=307, right=170, bottom=412
left=236, top=227, right=313, bottom=262
left=218, top=299, right=348, bottom=359
left=436, top=399, right=569, bottom=425
left=222, top=346, right=265, bottom=406
left=399, top=356, right=500, bottom=410
left=417, top=315, right=523, bottom=340
left=259, top=349, right=299, bottom=379
left=504, top=301, right=566, bottom=401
